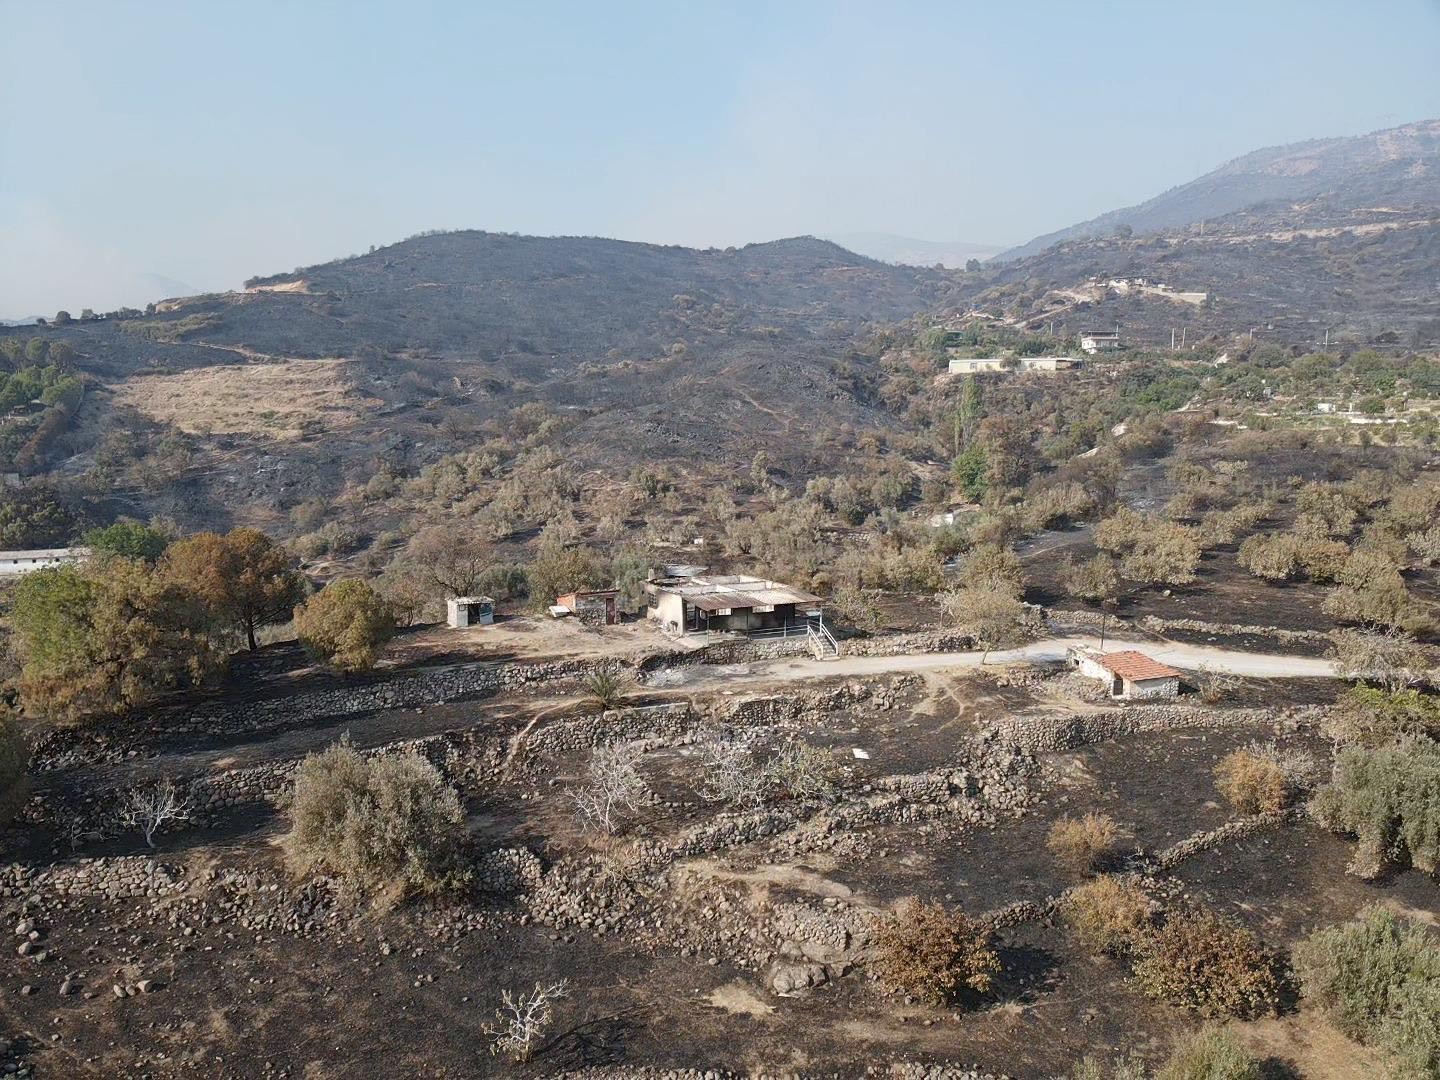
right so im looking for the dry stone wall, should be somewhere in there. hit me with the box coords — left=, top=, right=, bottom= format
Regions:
left=989, top=702, right=1324, bottom=754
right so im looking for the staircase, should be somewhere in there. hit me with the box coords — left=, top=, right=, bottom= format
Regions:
left=808, top=622, right=840, bottom=660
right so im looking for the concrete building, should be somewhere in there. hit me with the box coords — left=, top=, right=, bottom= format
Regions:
left=446, top=596, right=494, bottom=628
left=646, top=570, right=824, bottom=636
left=0, top=547, right=87, bottom=576
left=1079, top=331, right=1122, bottom=354
left=1067, top=646, right=1181, bottom=699
left=947, top=356, right=1009, bottom=375
left=1018, top=356, right=1085, bottom=373
left=555, top=588, right=620, bottom=626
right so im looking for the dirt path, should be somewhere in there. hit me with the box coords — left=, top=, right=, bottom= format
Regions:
left=672, top=634, right=1336, bottom=688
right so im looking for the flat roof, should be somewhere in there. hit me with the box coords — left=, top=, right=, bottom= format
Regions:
left=652, top=573, right=822, bottom=610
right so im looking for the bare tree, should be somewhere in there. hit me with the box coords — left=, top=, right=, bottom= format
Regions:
left=693, top=729, right=768, bottom=808
left=569, top=742, right=646, bottom=834
left=693, top=730, right=837, bottom=807
left=1330, top=627, right=1430, bottom=692
left=121, top=779, right=191, bottom=849
left=486, top=979, right=569, bottom=1061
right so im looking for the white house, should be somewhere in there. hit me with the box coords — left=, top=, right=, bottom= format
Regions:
left=1079, top=331, right=1121, bottom=354
left=1067, top=646, right=1181, bottom=699
left=947, top=357, right=1010, bottom=375
left=1018, top=356, right=1085, bottom=373
left=0, top=547, right=87, bottom=576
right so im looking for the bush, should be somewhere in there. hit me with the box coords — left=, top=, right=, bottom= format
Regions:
left=1047, top=813, right=1120, bottom=876
left=1312, top=740, right=1440, bottom=878
left=1294, top=907, right=1440, bottom=1078
left=582, top=671, right=628, bottom=711
left=1155, top=1026, right=1262, bottom=1080
left=0, top=718, right=29, bottom=824
left=284, top=737, right=466, bottom=905
left=1062, top=875, right=1153, bottom=956
left=1322, top=687, right=1440, bottom=747
left=1132, top=908, right=1281, bottom=1018
left=1213, top=745, right=1309, bottom=814
left=294, top=579, right=397, bottom=673
left=1063, top=554, right=1120, bottom=604
left=870, top=897, right=1000, bottom=1007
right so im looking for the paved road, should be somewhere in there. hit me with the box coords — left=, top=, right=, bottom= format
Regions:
left=672, top=634, right=1335, bottom=687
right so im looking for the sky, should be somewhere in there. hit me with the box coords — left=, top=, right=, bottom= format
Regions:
left=3, top=0, right=1440, bottom=315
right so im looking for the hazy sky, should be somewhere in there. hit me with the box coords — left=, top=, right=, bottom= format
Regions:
left=4, top=1, right=1440, bottom=315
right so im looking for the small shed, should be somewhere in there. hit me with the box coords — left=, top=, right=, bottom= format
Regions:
left=556, top=588, right=619, bottom=627
left=446, top=595, right=495, bottom=629
left=1068, top=646, right=1181, bottom=699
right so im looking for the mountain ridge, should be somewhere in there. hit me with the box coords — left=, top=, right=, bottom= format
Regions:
left=998, top=118, right=1440, bottom=261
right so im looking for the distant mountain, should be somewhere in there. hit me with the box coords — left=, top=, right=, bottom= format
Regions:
left=959, top=199, right=1440, bottom=347
left=827, top=233, right=1006, bottom=269
left=999, top=118, right=1440, bottom=261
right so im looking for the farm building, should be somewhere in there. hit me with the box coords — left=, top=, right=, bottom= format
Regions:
left=1018, top=356, right=1084, bottom=373
left=646, top=570, right=823, bottom=636
left=1067, top=646, right=1181, bottom=699
left=947, top=356, right=1009, bottom=375
left=555, top=588, right=620, bottom=626
left=446, top=595, right=494, bottom=628
left=0, top=547, right=87, bottom=576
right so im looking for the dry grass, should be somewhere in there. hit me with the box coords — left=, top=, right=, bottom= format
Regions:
left=113, top=359, right=381, bottom=439
left=1047, top=812, right=1121, bottom=876
left=1062, top=875, right=1154, bottom=956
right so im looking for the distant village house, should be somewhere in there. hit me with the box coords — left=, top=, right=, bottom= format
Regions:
left=947, top=356, right=1083, bottom=376
left=1079, top=331, right=1121, bottom=354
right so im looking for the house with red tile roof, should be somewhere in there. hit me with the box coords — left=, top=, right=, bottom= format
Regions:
left=1067, top=646, right=1182, bottom=699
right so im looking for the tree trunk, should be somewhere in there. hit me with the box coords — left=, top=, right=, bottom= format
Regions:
left=246, top=621, right=258, bottom=652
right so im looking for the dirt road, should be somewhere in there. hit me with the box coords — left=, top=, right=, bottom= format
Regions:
left=671, top=634, right=1336, bottom=687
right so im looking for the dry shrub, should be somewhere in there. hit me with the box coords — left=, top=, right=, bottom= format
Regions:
left=1062, top=875, right=1153, bottom=956
left=1132, top=908, right=1281, bottom=1018
left=870, top=897, right=1000, bottom=1007
left=1047, top=812, right=1120, bottom=876
left=284, top=736, right=467, bottom=906
left=1214, top=749, right=1288, bottom=814
left=1294, top=906, right=1440, bottom=1078
left=1155, top=1026, right=1262, bottom=1080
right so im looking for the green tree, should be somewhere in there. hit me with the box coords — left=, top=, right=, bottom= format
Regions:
left=527, top=540, right=606, bottom=606
left=11, top=560, right=224, bottom=721
left=951, top=445, right=988, bottom=502
left=294, top=579, right=397, bottom=673
left=162, top=527, right=305, bottom=650
left=82, top=521, right=171, bottom=562
left=0, top=485, right=76, bottom=548
left=52, top=311, right=72, bottom=325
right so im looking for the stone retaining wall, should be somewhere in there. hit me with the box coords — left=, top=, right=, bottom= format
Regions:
left=988, top=703, right=1324, bottom=754
left=1137, top=614, right=1332, bottom=647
